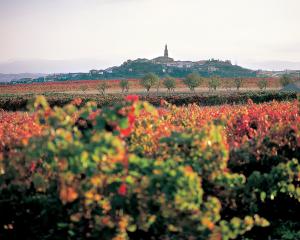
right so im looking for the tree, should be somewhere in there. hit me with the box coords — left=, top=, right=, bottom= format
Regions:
left=257, top=78, right=268, bottom=90
left=119, top=79, right=129, bottom=93
left=280, top=74, right=292, bottom=87
left=97, top=81, right=110, bottom=95
left=80, top=85, right=88, bottom=94
left=234, top=78, right=244, bottom=91
left=183, top=72, right=202, bottom=92
left=156, top=78, right=161, bottom=93
left=224, top=79, right=232, bottom=91
left=163, top=76, right=176, bottom=92
left=140, top=73, right=159, bottom=92
left=208, top=76, right=221, bottom=91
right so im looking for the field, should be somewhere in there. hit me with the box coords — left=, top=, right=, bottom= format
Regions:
left=0, top=94, right=299, bottom=240
left=0, top=77, right=294, bottom=112
left=0, top=77, right=281, bottom=95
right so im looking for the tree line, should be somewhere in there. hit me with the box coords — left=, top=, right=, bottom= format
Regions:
left=90, top=72, right=295, bottom=95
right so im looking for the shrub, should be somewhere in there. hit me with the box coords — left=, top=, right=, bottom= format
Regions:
left=183, top=72, right=202, bottom=92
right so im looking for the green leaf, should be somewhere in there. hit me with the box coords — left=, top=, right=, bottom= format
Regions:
left=57, top=222, right=68, bottom=229
left=260, top=191, right=266, bottom=202
left=119, top=118, right=129, bottom=129
left=127, top=224, right=137, bottom=232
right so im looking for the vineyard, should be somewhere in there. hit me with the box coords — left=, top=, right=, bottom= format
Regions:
left=0, top=91, right=297, bottom=111
left=0, top=96, right=299, bottom=239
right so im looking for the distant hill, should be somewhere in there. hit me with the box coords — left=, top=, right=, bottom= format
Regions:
left=0, top=73, right=47, bottom=83
left=40, top=59, right=257, bottom=83
left=257, top=69, right=300, bottom=78
left=95, top=46, right=257, bottom=79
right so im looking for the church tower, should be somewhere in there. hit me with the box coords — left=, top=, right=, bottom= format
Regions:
left=164, top=44, right=168, bottom=58
left=152, top=44, right=173, bottom=63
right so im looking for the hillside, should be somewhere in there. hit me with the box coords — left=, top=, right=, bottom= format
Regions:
left=92, top=58, right=257, bottom=79
left=40, top=59, right=256, bottom=83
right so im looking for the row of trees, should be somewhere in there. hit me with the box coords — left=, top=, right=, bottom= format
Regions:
left=137, top=72, right=227, bottom=93
left=93, top=73, right=293, bottom=95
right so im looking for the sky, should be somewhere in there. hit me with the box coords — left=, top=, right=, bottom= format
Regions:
left=0, top=0, right=300, bottom=73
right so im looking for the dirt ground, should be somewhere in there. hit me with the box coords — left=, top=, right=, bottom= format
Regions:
left=64, top=87, right=281, bottom=95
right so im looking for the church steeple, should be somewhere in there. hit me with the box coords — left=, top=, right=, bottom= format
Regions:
left=164, top=44, right=168, bottom=58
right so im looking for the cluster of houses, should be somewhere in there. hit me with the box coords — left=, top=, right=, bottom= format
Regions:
left=151, top=45, right=226, bottom=71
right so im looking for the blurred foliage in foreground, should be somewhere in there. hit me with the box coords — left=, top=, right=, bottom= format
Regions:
left=0, top=96, right=299, bottom=239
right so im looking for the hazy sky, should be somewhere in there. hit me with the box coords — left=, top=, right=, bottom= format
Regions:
left=0, top=0, right=300, bottom=73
